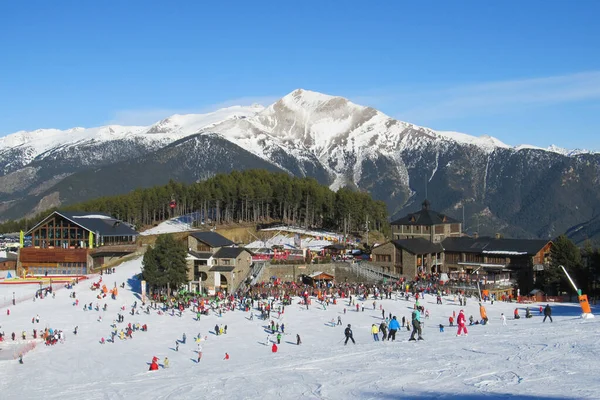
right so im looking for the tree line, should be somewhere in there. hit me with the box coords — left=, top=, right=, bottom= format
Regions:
left=0, top=169, right=390, bottom=236
left=537, top=235, right=600, bottom=296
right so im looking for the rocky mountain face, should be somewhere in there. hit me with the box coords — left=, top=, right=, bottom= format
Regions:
left=1, top=90, right=599, bottom=244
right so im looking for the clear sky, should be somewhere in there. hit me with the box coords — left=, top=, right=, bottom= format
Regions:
left=1, top=0, right=599, bottom=150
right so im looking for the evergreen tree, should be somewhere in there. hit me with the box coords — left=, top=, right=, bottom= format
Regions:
left=142, top=234, right=188, bottom=292
left=540, top=235, right=583, bottom=294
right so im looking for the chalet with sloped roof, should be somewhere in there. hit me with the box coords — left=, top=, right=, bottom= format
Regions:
left=18, top=211, right=139, bottom=276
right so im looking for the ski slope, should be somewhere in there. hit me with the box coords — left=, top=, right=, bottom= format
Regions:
left=0, top=257, right=598, bottom=399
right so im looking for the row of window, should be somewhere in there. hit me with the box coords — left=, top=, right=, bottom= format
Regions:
left=27, top=263, right=87, bottom=275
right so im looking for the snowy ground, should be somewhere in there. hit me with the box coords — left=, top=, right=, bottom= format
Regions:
left=140, top=214, right=201, bottom=236
left=1, top=257, right=599, bottom=400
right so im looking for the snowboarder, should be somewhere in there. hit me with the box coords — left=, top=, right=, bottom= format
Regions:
left=543, top=304, right=553, bottom=322
left=344, top=324, right=355, bottom=345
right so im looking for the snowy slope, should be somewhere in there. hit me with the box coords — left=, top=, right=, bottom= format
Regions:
left=0, top=106, right=264, bottom=166
left=1, top=256, right=599, bottom=399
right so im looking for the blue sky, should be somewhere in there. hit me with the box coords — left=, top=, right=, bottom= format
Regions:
left=1, top=1, right=599, bottom=150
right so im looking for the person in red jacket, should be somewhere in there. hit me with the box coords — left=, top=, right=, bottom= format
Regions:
left=272, top=343, right=278, bottom=353
left=457, top=310, right=468, bottom=337
left=149, top=357, right=159, bottom=371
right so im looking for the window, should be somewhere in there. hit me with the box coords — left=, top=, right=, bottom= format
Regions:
left=465, top=253, right=482, bottom=263
left=445, top=253, right=460, bottom=263
left=222, top=259, right=231, bottom=266
left=375, top=254, right=392, bottom=263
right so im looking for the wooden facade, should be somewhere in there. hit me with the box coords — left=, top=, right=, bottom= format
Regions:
left=19, top=248, right=90, bottom=276
left=19, top=211, right=139, bottom=276
left=30, top=215, right=90, bottom=248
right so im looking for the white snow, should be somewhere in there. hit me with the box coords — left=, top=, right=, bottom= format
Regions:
left=1, top=256, right=599, bottom=399
left=0, top=106, right=264, bottom=165
left=245, top=234, right=332, bottom=251
left=140, top=214, right=202, bottom=236
left=71, top=214, right=112, bottom=220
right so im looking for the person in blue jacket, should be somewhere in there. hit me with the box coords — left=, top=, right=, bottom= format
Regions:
left=387, top=316, right=400, bottom=341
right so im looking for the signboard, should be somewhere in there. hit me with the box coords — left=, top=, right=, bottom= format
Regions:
left=534, top=264, right=545, bottom=271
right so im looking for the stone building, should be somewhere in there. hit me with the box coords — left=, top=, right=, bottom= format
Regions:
left=186, top=231, right=252, bottom=294
left=371, top=200, right=552, bottom=292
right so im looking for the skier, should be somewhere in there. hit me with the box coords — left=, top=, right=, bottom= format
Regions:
left=501, top=313, right=507, bottom=326
left=175, top=341, right=179, bottom=351
left=223, top=353, right=230, bottom=360
left=296, top=334, right=302, bottom=345
left=337, top=316, right=342, bottom=326
left=408, top=310, right=423, bottom=341
left=197, top=346, right=202, bottom=363
left=388, top=316, right=400, bottom=341
left=344, top=324, right=355, bottom=345
left=371, top=324, right=379, bottom=341
left=514, top=308, right=520, bottom=320
left=456, top=310, right=468, bottom=336
left=543, top=304, right=553, bottom=322
left=379, top=321, right=387, bottom=341
left=18, top=354, right=23, bottom=364
left=164, top=357, right=170, bottom=368
left=272, top=343, right=278, bottom=353
left=276, top=333, right=282, bottom=344
left=182, top=333, right=187, bottom=344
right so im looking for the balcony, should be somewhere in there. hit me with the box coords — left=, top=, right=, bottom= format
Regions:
left=89, top=244, right=139, bottom=256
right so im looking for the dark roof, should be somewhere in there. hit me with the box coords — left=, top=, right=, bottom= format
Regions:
left=0, top=257, right=16, bottom=263
left=214, top=247, right=248, bottom=259
left=209, top=266, right=235, bottom=272
left=190, top=231, right=234, bottom=248
left=188, top=251, right=213, bottom=259
left=391, top=238, right=444, bottom=255
left=442, top=237, right=550, bottom=256
left=26, top=211, right=138, bottom=237
left=391, top=199, right=460, bottom=226
left=324, top=244, right=346, bottom=250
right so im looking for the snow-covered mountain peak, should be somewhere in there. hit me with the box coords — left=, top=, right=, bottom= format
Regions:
left=146, top=105, right=264, bottom=135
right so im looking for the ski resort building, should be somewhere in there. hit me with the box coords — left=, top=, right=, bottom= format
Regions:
left=371, top=200, right=552, bottom=292
left=186, top=231, right=252, bottom=295
left=17, top=211, right=139, bottom=276
left=390, top=199, right=462, bottom=242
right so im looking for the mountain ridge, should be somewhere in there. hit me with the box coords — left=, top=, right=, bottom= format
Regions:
left=1, top=88, right=599, bottom=244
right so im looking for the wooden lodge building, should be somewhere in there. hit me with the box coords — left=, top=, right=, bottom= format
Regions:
left=371, top=200, right=552, bottom=292
left=18, top=211, right=139, bottom=276
left=186, top=231, right=253, bottom=295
